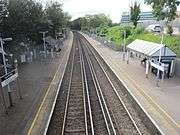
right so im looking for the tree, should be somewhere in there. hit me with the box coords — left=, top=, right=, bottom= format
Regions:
left=45, top=1, right=71, bottom=37
left=2, top=0, right=44, bottom=40
left=0, top=0, right=9, bottom=23
left=130, top=1, right=141, bottom=28
left=71, top=18, right=82, bottom=30
left=71, top=14, right=112, bottom=31
left=0, top=0, right=70, bottom=56
left=145, top=0, right=180, bottom=35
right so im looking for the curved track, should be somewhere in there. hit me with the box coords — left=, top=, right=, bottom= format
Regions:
left=47, top=32, right=157, bottom=135
left=48, top=33, right=116, bottom=135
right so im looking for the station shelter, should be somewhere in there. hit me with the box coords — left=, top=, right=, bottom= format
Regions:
left=127, top=39, right=176, bottom=79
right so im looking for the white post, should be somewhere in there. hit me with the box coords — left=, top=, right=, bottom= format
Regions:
left=159, top=33, right=164, bottom=62
left=123, top=30, right=126, bottom=61
left=156, top=33, right=164, bottom=86
left=126, top=50, right=129, bottom=64
left=161, top=63, right=165, bottom=82
left=146, top=60, right=149, bottom=78
left=170, top=60, right=174, bottom=77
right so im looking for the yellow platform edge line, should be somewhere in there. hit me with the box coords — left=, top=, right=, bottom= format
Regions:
left=27, top=57, right=64, bottom=135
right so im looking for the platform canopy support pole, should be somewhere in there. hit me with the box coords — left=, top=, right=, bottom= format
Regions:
left=161, top=63, right=165, bottom=82
left=146, top=60, right=149, bottom=78
left=126, top=50, right=129, bottom=64
left=122, top=31, right=126, bottom=61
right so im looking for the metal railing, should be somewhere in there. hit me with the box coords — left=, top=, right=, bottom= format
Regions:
left=86, top=33, right=122, bottom=51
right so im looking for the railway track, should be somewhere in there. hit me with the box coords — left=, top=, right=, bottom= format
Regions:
left=78, top=33, right=162, bottom=135
left=47, top=32, right=162, bottom=135
left=79, top=35, right=142, bottom=134
left=81, top=37, right=116, bottom=135
left=61, top=37, right=87, bottom=135
left=48, top=34, right=117, bottom=135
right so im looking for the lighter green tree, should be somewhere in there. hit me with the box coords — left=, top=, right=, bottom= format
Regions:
left=130, top=1, right=141, bottom=28
left=145, top=0, right=180, bottom=35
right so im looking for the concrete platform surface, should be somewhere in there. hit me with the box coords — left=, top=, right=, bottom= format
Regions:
left=82, top=33, right=180, bottom=135
left=27, top=32, right=73, bottom=135
left=0, top=32, right=73, bottom=135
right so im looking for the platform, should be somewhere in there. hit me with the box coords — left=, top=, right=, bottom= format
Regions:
left=0, top=32, right=73, bottom=135
left=82, top=33, right=180, bottom=134
left=27, top=32, right=73, bottom=135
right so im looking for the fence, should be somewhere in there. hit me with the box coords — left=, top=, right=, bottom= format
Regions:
left=87, top=33, right=122, bottom=51
left=86, top=32, right=180, bottom=77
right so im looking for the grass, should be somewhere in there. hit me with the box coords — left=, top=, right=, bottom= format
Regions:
left=99, top=26, right=180, bottom=57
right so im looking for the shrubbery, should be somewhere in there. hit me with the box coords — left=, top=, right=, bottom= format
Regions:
left=97, top=25, right=180, bottom=57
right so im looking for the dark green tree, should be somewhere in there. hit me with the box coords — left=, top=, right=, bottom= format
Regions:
left=0, top=0, right=9, bottom=23
left=130, top=1, right=141, bottom=28
left=145, top=0, right=180, bottom=35
left=45, top=1, right=71, bottom=37
left=2, top=0, right=44, bottom=41
left=71, top=14, right=112, bottom=31
left=0, top=0, right=70, bottom=55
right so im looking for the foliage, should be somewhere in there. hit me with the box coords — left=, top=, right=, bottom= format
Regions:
left=71, top=14, right=112, bottom=31
left=130, top=1, right=141, bottom=28
left=0, top=0, right=71, bottom=55
left=136, top=33, right=180, bottom=57
left=0, top=0, right=9, bottom=22
left=99, top=25, right=109, bottom=35
left=45, top=1, right=70, bottom=36
left=145, top=0, right=180, bottom=23
left=99, top=25, right=180, bottom=57
left=145, top=0, right=180, bottom=35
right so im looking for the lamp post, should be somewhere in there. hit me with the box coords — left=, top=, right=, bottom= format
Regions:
left=156, top=29, right=164, bottom=86
left=0, top=37, right=13, bottom=106
left=39, top=31, right=48, bottom=58
left=123, top=30, right=126, bottom=61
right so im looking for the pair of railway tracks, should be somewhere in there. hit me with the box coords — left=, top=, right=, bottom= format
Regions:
left=48, top=34, right=116, bottom=135
left=47, top=32, right=154, bottom=135
left=61, top=34, right=116, bottom=134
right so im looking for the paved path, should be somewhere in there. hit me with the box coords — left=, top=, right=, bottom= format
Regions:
left=82, top=33, right=180, bottom=134
left=0, top=32, right=73, bottom=135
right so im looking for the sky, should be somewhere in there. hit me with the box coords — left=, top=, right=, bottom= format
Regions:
left=39, top=0, right=180, bottom=23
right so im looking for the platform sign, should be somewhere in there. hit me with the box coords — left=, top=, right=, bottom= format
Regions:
left=150, top=61, right=165, bottom=71
left=1, top=70, right=18, bottom=87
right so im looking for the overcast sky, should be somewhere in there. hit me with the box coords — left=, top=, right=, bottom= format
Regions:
left=39, top=0, right=180, bottom=23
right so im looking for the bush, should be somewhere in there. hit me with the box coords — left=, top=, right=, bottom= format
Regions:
left=132, top=26, right=145, bottom=35
left=98, top=25, right=180, bottom=57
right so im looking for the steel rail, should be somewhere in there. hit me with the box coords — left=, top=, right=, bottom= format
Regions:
left=82, top=39, right=117, bottom=135
left=60, top=38, right=76, bottom=135
left=61, top=37, right=87, bottom=135
left=87, top=53, right=117, bottom=135
left=80, top=38, right=95, bottom=135
left=78, top=38, right=89, bottom=135
left=81, top=39, right=115, bottom=135
left=84, top=36, right=142, bottom=135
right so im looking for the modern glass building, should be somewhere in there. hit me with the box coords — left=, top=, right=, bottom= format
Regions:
left=121, top=11, right=156, bottom=23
